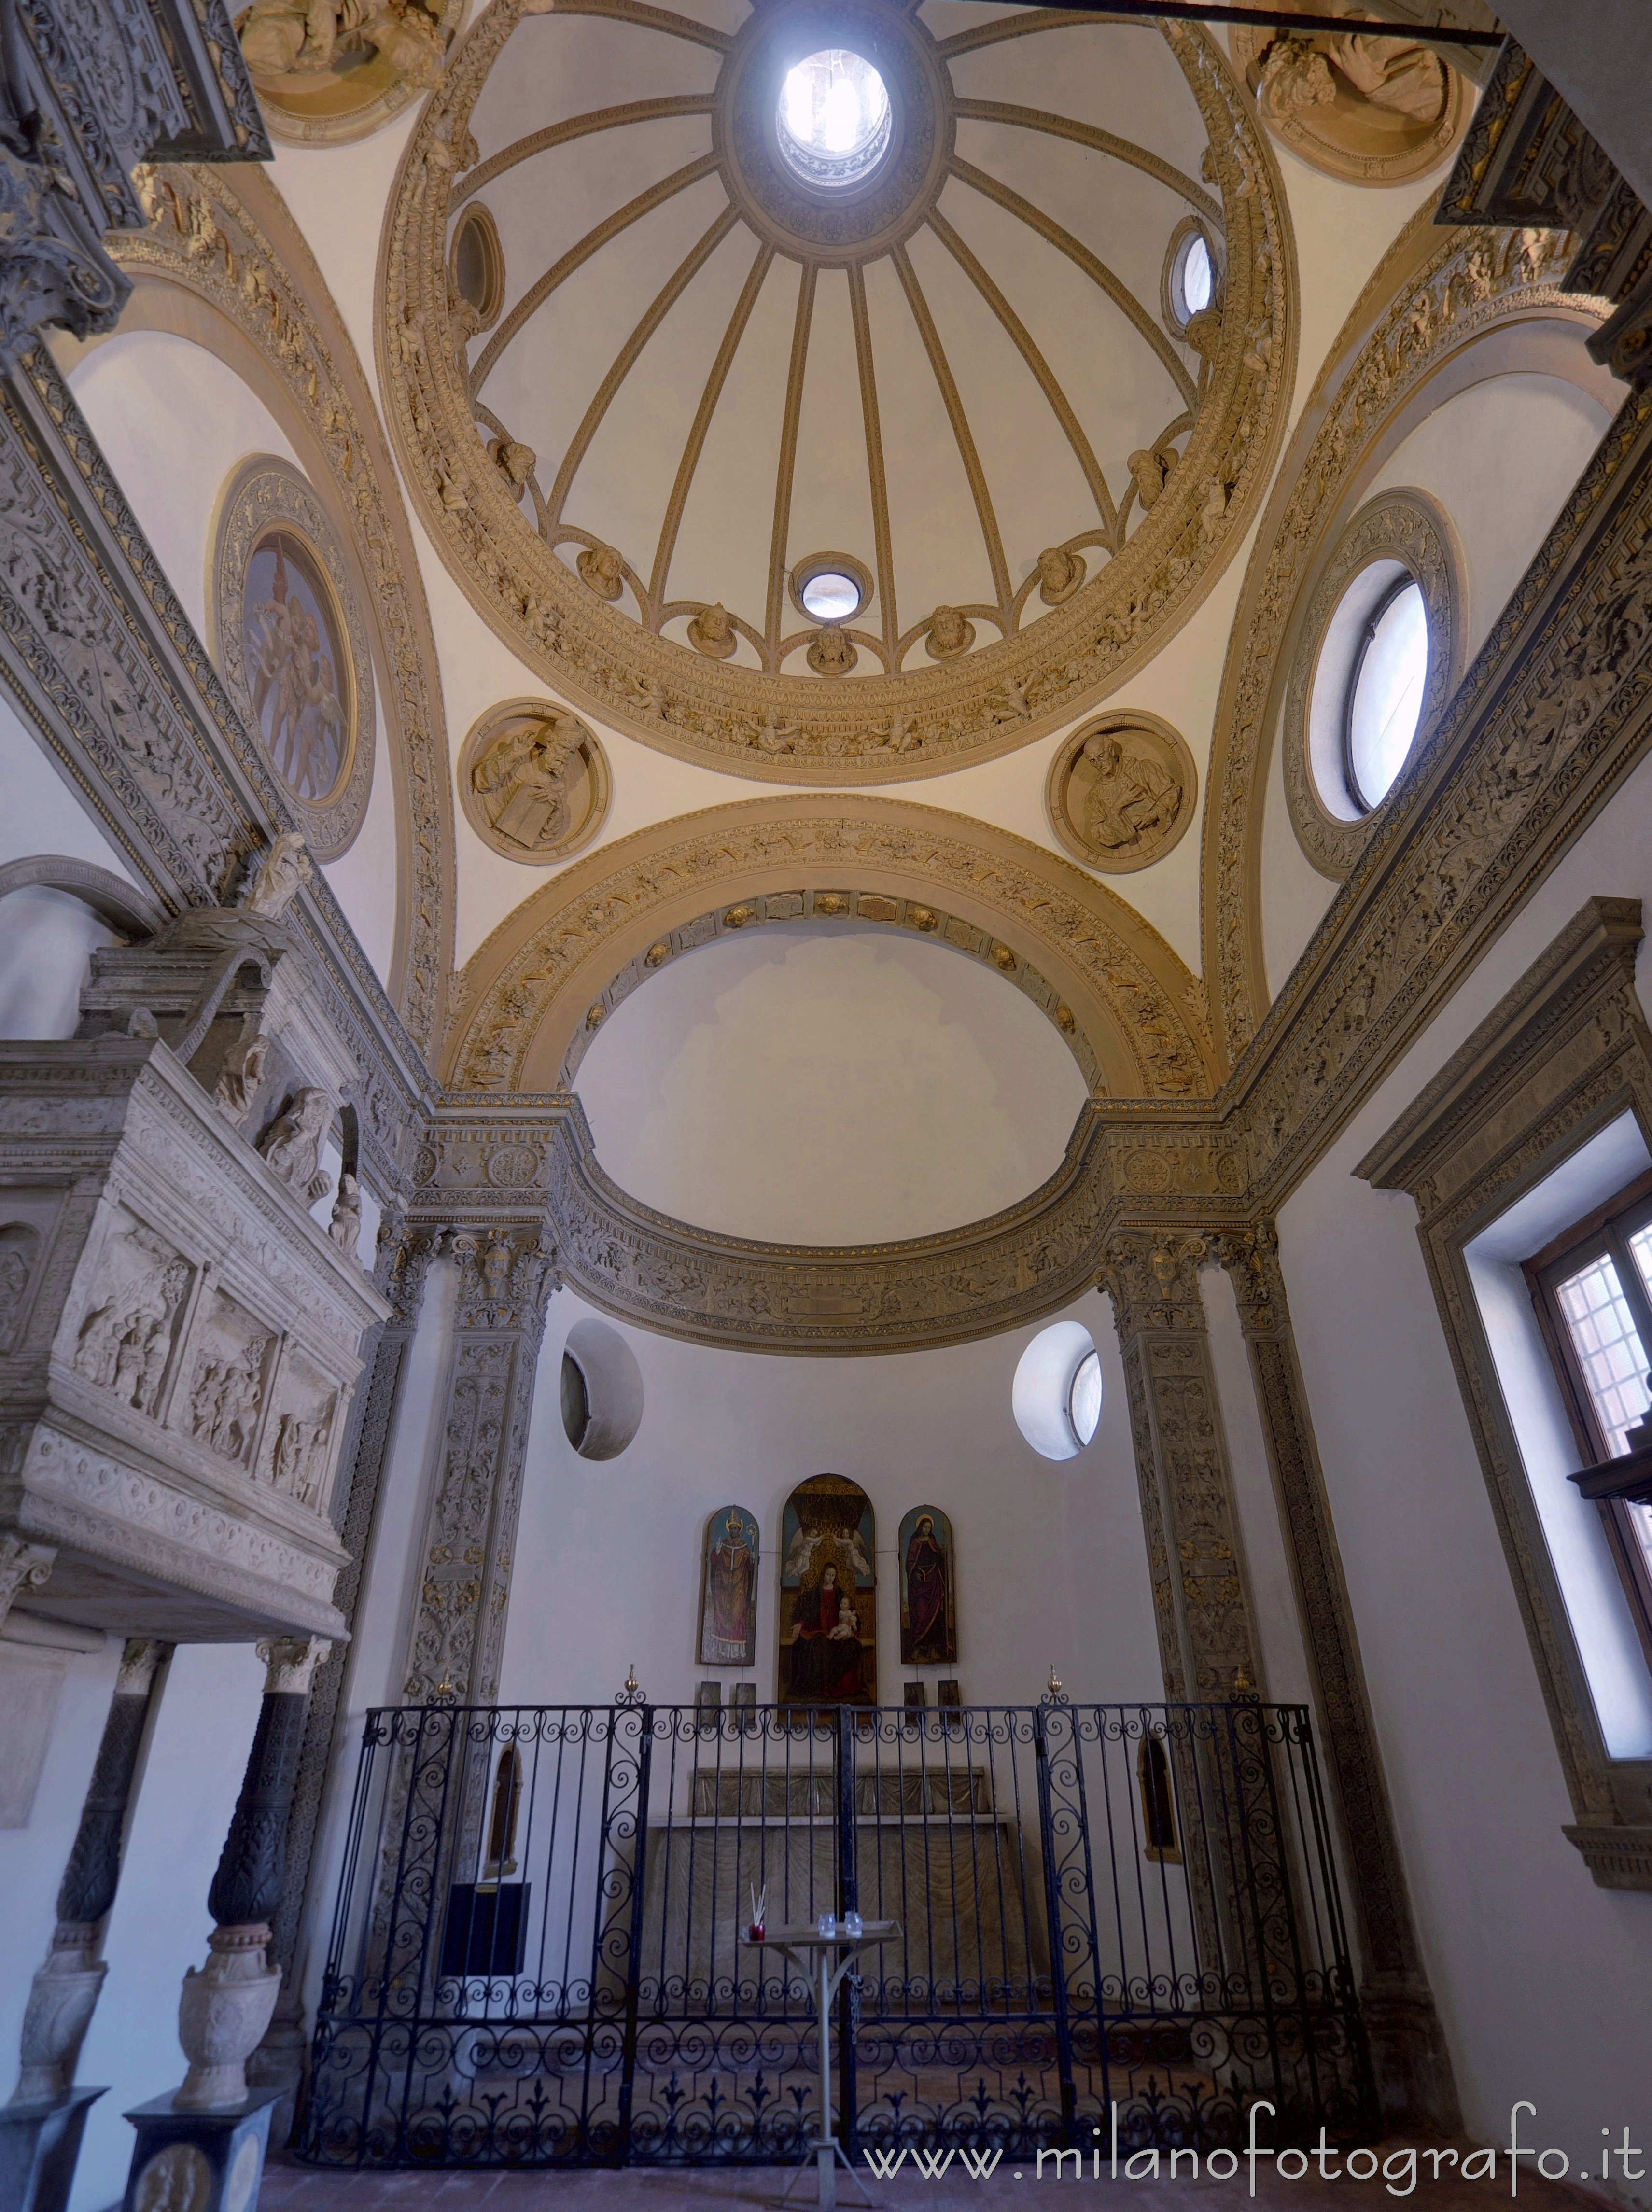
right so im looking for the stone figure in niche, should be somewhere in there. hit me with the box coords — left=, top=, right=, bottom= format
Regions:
left=469, top=714, right=584, bottom=854
left=271, top=1407, right=331, bottom=1506
left=0, top=1224, right=40, bottom=1343
left=213, top=1019, right=268, bottom=1126
left=1083, top=730, right=1181, bottom=854
left=242, top=828, right=313, bottom=921
left=899, top=1504, right=956, bottom=1666
left=76, top=1230, right=192, bottom=1415
left=244, top=535, right=349, bottom=804
left=699, top=1506, right=758, bottom=1667
left=779, top=1473, right=875, bottom=1707
left=328, top=1173, right=362, bottom=1257
left=258, top=1087, right=333, bottom=1203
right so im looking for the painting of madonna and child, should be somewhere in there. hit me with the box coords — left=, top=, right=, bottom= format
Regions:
left=778, top=1472, right=877, bottom=1708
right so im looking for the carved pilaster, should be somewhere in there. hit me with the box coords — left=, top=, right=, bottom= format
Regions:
left=399, top=1226, right=557, bottom=1705
left=1211, top=1224, right=1458, bottom=2132
left=1098, top=1232, right=1261, bottom=1702
left=10, top=1636, right=168, bottom=2106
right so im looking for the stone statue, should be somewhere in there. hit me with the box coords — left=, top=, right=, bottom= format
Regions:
left=576, top=543, right=625, bottom=600
left=490, top=437, right=536, bottom=496
left=1128, top=449, right=1168, bottom=513
left=469, top=715, right=583, bottom=854
left=212, top=1022, right=268, bottom=1127
left=240, top=830, right=313, bottom=921
left=926, top=605, right=973, bottom=658
left=688, top=603, right=737, bottom=658
left=1082, top=732, right=1183, bottom=854
left=806, top=626, right=856, bottom=676
left=328, top=1172, right=362, bottom=1258
left=257, top=1085, right=333, bottom=1203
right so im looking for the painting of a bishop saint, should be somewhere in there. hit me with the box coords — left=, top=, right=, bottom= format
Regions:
left=779, top=1473, right=876, bottom=1707
left=699, top=1506, right=758, bottom=1667
left=899, top=1505, right=956, bottom=1666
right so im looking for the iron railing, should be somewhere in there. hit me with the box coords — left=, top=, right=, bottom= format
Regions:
left=297, top=1698, right=1374, bottom=2167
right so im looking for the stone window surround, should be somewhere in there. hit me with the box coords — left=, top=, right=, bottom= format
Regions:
left=1358, top=895, right=1652, bottom=1889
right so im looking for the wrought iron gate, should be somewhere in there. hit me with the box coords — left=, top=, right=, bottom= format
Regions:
left=297, top=1698, right=1374, bottom=2168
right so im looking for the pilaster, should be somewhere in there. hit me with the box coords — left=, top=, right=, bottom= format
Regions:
left=1098, top=1232, right=1261, bottom=1702
left=1211, top=1223, right=1459, bottom=2132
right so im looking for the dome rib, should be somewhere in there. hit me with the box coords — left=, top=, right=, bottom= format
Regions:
left=951, top=98, right=1221, bottom=224
left=765, top=261, right=815, bottom=645
left=848, top=261, right=898, bottom=659
left=546, top=200, right=738, bottom=529
left=948, top=153, right=1198, bottom=409
left=891, top=240, right=1012, bottom=623
left=471, top=149, right=721, bottom=396
left=926, top=202, right=1117, bottom=546
left=650, top=237, right=774, bottom=611
left=454, top=94, right=717, bottom=209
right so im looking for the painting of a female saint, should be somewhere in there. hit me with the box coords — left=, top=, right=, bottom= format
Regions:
left=899, top=1505, right=956, bottom=1666
left=778, top=1473, right=876, bottom=1707
left=699, top=1506, right=758, bottom=1667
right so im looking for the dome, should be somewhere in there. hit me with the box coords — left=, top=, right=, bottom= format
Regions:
left=385, top=0, right=1293, bottom=780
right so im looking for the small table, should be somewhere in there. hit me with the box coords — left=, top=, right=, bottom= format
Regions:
left=742, top=1920, right=897, bottom=2207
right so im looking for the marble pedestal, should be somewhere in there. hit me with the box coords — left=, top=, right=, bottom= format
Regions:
left=121, top=2088, right=280, bottom=2212
left=0, top=2087, right=105, bottom=2212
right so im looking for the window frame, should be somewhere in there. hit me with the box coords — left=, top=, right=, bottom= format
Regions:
left=1525, top=1164, right=1652, bottom=1668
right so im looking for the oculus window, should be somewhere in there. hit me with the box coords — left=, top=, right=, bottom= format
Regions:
left=1013, top=1321, right=1102, bottom=1461
left=776, top=50, right=891, bottom=189
left=1345, top=576, right=1428, bottom=810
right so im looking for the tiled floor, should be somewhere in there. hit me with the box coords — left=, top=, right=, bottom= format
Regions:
left=259, top=2147, right=1612, bottom=2212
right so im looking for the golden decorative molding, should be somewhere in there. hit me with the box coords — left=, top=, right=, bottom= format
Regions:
left=553, top=884, right=1104, bottom=1092
left=1201, top=205, right=1611, bottom=1058
left=208, top=453, right=377, bottom=862
left=1230, top=23, right=1471, bottom=189
left=445, top=796, right=1221, bottom=1100
left=1280, top=488, right=1462, bottom=882
left=1044, top=708, right=1198, bottom=875
left=111, top=163, right=458, bottom=1058
left=456, top=698, right=611, bottom=867
left=378, top=3, right=1298, bottom=782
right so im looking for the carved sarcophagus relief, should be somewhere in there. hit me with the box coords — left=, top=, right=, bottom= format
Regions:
left=0, top=873, right=390, bottom=1640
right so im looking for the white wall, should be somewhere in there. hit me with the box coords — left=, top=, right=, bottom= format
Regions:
left=574, top=919, right=1090, bottom=1242
left=1276, top=745, right=1652, bottom=2186
left=0, top=887, right=121, bottom=1041
left=1261, top=370, right=1614, bottom=999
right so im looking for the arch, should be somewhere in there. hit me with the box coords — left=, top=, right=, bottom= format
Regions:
left=104, top=163, right=457, bottom=1058
left=1201, top=205, right=1618, bottom=1058
left=448, top=797, right=1220, bottom=1100
left=0, top=856, right=164, bottom=938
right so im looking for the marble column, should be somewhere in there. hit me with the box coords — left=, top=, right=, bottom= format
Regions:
left=1098, top=1231, right=1263, bottom=1701
left=173, top=1637, right=329, bottom=2112
left=11, top=1638, right=170, bottom=2107
left=398, top=1227, right=557, bottom=1705
left=1211, top=1223, right=1460, bottom=2132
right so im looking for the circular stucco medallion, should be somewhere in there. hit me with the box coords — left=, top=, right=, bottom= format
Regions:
left=458, top=698, right=612, bottom=866
left=384, top=1, right=1296, bottom=783
left=210, top=455, right=375, bottom=860
left=1045, top=710, right=1197, bottom=874
left=135, top=2144, right=212, bottom=2212
left=1230, top=26, right=1470, bottom=187
left=236, top=0, right=466, bottom=144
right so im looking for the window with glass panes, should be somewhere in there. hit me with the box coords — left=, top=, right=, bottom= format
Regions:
left=1526, top=1168, right=1652, bottom=1656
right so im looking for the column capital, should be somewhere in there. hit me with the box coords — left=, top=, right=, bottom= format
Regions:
left=451, top=1225, right=559, bottom=1334
left=0, top=1536, right=56, bottom=1629
left=375, top=1213, right=445, bottom=1327
left=256, top=1637, right=332, bottom=1697
left=115, top=1638, right=171, bottom=1697
left=1209, top=1221, right=1287, bottom=1335
left=1099, top=1229, right=1210, bottom=1335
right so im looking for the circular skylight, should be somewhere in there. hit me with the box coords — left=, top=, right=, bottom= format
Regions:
left=776, top=50, right=892, bottom=189
left=1346, top=577, right=1428, bottom=810
left=799, top=570, right=861, bottom=621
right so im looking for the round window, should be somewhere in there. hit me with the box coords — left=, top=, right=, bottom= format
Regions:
left=1013, top=1321, right=1104, bottom=1461
left=242, top=532, right=351, bottom=805
left=800, top=570, right=861, bottom=621
left=775, top=50, right=892, bottom=189
left=1166, top=223, right=1218, bottom=331
left=449, top=202, right=504, bottom=329
left=1345, top=576, right=1428, bottom=811
left=560, top=1318, right=644, bottom=1460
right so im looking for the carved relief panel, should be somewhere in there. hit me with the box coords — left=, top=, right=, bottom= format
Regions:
left=1045, top=711, right=1198, bottom=873
left=457, top=699, right=612, bottom=866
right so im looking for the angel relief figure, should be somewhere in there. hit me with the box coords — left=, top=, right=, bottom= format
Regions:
left=243, top=536, right=348, bottom=803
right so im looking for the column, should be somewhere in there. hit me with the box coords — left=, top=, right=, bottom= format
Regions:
left=1098, top=1231, right=1263, bottom=1700
left=1212, top=1224, right=1459, bottom=2132
left=398, top=1227, right=557, bottom=1706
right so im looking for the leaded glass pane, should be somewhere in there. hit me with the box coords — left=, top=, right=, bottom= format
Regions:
left=1556, top=1254, right=1652, bottom=1456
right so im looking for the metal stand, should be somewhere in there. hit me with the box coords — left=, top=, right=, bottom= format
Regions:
left=744, top=1924, right=896, bottom=2209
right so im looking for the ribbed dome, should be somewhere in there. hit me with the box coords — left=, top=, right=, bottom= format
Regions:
left=384, top=0, right=1294, bottom=777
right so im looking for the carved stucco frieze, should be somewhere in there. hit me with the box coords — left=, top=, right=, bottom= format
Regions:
left=1099, top=1231, right=1261, bottom=1702
left=378, top=5, right=1296, bottom=782
left=1204, top=210, right=1597, bottom=1054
